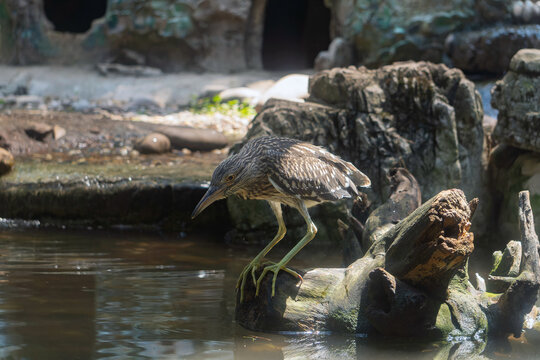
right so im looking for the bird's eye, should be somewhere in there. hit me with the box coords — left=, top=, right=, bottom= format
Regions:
left=225, top=174, right=235, bottom=182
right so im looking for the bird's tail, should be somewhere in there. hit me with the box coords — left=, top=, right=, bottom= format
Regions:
left=344, top=161, right=371, bottom=188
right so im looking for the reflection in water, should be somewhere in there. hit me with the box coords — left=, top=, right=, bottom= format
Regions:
left=0, top=229, right=538, bottom=359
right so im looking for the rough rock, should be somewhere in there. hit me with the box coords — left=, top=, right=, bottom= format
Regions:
left=314, top=37, right=354, bottom=71
left=226, top=196, right=350, bottom=246
left=509, top=47, right=540, bottom=74
left=0, top=147, right=14, bottom=175
left=135, top=133, right=171, bottom=154
left=492, top=48, right=540, bottom=152
left=248, top=63, right=485, bottom=202
left=446, top=25, right=540, bottom=74
left=0, top=158, right=229, bottom=232
left=231, top=62, right=487, bottom=243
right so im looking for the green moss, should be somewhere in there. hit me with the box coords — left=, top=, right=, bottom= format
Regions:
left=190, top=95, right=256, bottom=119
left=302, top=284, right=331, bottom=299
left=490, top=251, right=503, bottom=275
left=435, top=303, right=456, bottom=336
left=330, top=308, right=359, bottom=333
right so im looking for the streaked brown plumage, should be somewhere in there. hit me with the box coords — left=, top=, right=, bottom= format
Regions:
left=192, top=136, right=370, bottom=301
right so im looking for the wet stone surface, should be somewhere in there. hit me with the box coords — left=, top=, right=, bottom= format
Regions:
left=0, top=117, right=229, bottom=231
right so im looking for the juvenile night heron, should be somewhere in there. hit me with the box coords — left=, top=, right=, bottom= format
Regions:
left=192, top=136, right=370, bottom=301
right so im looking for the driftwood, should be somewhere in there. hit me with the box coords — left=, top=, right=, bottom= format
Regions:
left=361, top=168, right=422, bottom=250
left=342, top=168, right=420, bottom=265
left=236, top=180, right=540, bottom=340
left=486, top=191, right=540, bottom=338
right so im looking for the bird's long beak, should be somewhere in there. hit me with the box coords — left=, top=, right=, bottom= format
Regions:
left=191, top=186, right=225, bottom=219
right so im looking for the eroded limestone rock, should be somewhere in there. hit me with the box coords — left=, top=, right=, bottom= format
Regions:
left=230, top=62, right=487, bottom=244
left=492, top=48, right=540, bottom=153
left=490, top=49, right=540, bottom=246
left=243, top=62, right=485, bottom=205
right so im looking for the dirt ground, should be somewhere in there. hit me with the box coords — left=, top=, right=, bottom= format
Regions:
left=0, top=65, right=305, bottom=108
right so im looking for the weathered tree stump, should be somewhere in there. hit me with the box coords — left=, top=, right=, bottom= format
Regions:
left=236, top=187, right=540, bottom=340
left=361, top=167, right=422, bottom=250
left=486, top=191, right=540, bottom=338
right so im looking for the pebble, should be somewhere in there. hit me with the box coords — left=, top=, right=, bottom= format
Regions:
left=53, top=125, right=66, bottom=140
left=0, top=147, right=14, bottom=176
left=24, top=122, right=53, bottom=141
left=119, top=147, right=130, bottom=156
left=134, top=133, right=171, bottom=154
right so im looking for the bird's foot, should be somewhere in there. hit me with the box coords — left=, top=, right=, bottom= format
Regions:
left=236, top=258, right=274, bottom=302
left=255, top=262, right=303, bottom=297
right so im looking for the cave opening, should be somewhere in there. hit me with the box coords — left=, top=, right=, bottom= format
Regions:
left=43, top=0, right=107, bottom=33
left=262, top=0, right=331, bottom=70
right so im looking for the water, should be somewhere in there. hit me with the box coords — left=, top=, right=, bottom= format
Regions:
left=474, top=80, right=498, bottom=119
left=0, top=229, right=539, bottom=360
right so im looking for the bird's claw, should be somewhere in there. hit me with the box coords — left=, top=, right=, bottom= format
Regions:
left=255, top=262, right=303, bottom=297
left=237, top=259, right=275, bottom=302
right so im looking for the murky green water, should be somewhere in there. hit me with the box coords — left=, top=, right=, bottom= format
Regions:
left=0, top=229, right=539, bottom=360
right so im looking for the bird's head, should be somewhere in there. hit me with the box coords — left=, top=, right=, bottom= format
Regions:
left=191, top=155, right=249, bottom=218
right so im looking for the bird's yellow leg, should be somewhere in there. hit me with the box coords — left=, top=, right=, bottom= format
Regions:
left=237, top=201, right=286, bottom=302
left=256, top=202, right=317, bottom=297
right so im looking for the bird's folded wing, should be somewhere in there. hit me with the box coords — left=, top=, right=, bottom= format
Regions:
left=268, top=152, right=355, bottom=202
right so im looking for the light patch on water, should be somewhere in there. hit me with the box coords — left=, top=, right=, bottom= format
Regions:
left=0, top=218, right=41, bottom=229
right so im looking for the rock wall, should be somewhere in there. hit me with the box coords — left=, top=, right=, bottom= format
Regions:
left=0, top=0, right=535, bottom=73
left=446, top=25, right=540, bottom=75
left=338, top=0, right=477, bottom=67
left=0, top=0, right=251, bottom=72
left=249, top=63, right=485, bottom=202
left=230, top=62, right=488, bottom=243
left=338, top=0, right=539, bottom=74
left=101, top=0, right=251, bottom=72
